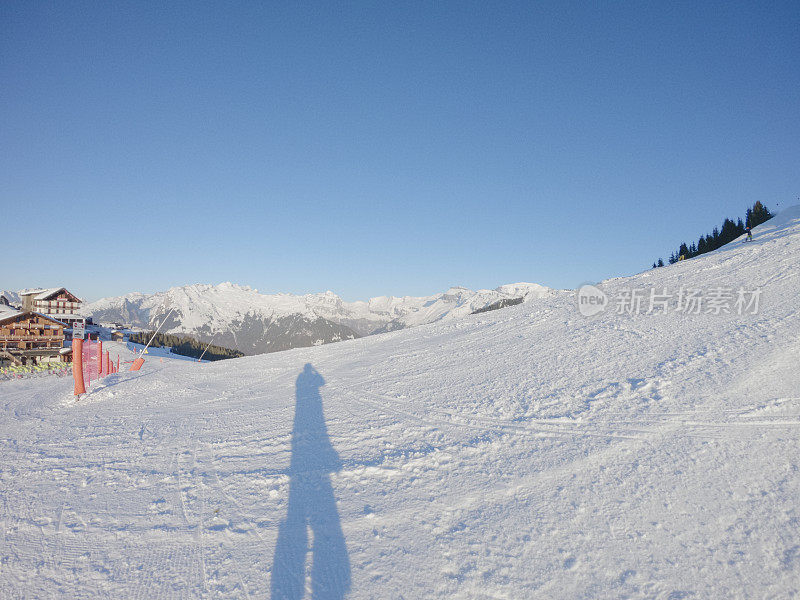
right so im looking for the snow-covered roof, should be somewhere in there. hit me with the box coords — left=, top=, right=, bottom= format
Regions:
left=0, top=305, right=21, bottom=319
left=19, top=288, right=51, bottom=297
left=36, top=287, right=65, bottom=300
left=19, top=287, right=81, bottom=302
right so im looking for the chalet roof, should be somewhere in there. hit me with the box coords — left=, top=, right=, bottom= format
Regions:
left=19, top=287, right=81, bottom=302
left=37, top=288, right=65, bottom=300
left=0, top=310, right=68, bottom=327
left=19, top=288, right=52, bottom=297
left=0, top=305, right=20, bottom=319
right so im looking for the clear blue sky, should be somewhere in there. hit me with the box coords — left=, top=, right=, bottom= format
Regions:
left=2, top=1, right=798, bottom=302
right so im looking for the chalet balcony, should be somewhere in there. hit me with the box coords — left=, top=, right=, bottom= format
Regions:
left=0, top=336, right=65, bottom=350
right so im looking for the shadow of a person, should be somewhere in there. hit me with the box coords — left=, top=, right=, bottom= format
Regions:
left=271, top=364, right=351, bottom=600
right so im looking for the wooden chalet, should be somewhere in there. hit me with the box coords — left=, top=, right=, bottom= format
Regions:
left=0, top=308, right=67, bottom=366
left=19, top=287, right=85, bottom=328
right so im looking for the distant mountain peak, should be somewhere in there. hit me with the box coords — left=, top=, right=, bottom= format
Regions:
left=84, top=281, right=556, bottom=356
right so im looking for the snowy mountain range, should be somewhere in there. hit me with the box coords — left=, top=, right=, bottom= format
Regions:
left=81, top=282, right=556, bottom=355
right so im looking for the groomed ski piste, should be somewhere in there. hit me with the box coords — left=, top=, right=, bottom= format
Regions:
left=2, top=207, right=799, bottom=599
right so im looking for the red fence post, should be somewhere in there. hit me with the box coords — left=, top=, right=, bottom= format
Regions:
left=98, top=340, right=103, bottom=376
left=72, top=338, right=86, bottom=395
left=103, top=351, right=110, bottom=375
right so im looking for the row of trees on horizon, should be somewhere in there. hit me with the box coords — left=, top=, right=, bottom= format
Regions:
left=653, top=201, right=774, bottom=268
left=128, top=331, right=244, bottom=361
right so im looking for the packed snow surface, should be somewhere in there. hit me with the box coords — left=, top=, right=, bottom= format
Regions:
left=2, top=208, right=800, bottom=598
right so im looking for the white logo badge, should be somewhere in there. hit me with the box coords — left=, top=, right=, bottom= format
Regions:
left=577, top=284, right=608, bottom=316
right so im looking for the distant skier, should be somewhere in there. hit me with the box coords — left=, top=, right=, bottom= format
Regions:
left=744, top=226, right=753, bottom=242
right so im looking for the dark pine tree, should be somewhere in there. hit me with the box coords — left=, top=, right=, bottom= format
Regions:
left=652, top=201, right=774, bottom=268
left=746, top=201, right=773, bottom=228
left=720, top=218, right=738, bottom=245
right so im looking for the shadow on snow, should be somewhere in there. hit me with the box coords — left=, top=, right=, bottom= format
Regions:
left=271, top=363, right=351, bottom=599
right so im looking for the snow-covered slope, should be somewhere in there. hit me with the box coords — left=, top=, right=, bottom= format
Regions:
left=84, top=282, right=556, bottom=354
left=1, top=207, right=799, bottom=598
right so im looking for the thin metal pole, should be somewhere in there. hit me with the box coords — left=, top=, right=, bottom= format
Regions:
left=139, top=307, right=175, bottom=358
left=198, top=334, right=216, bottom=362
